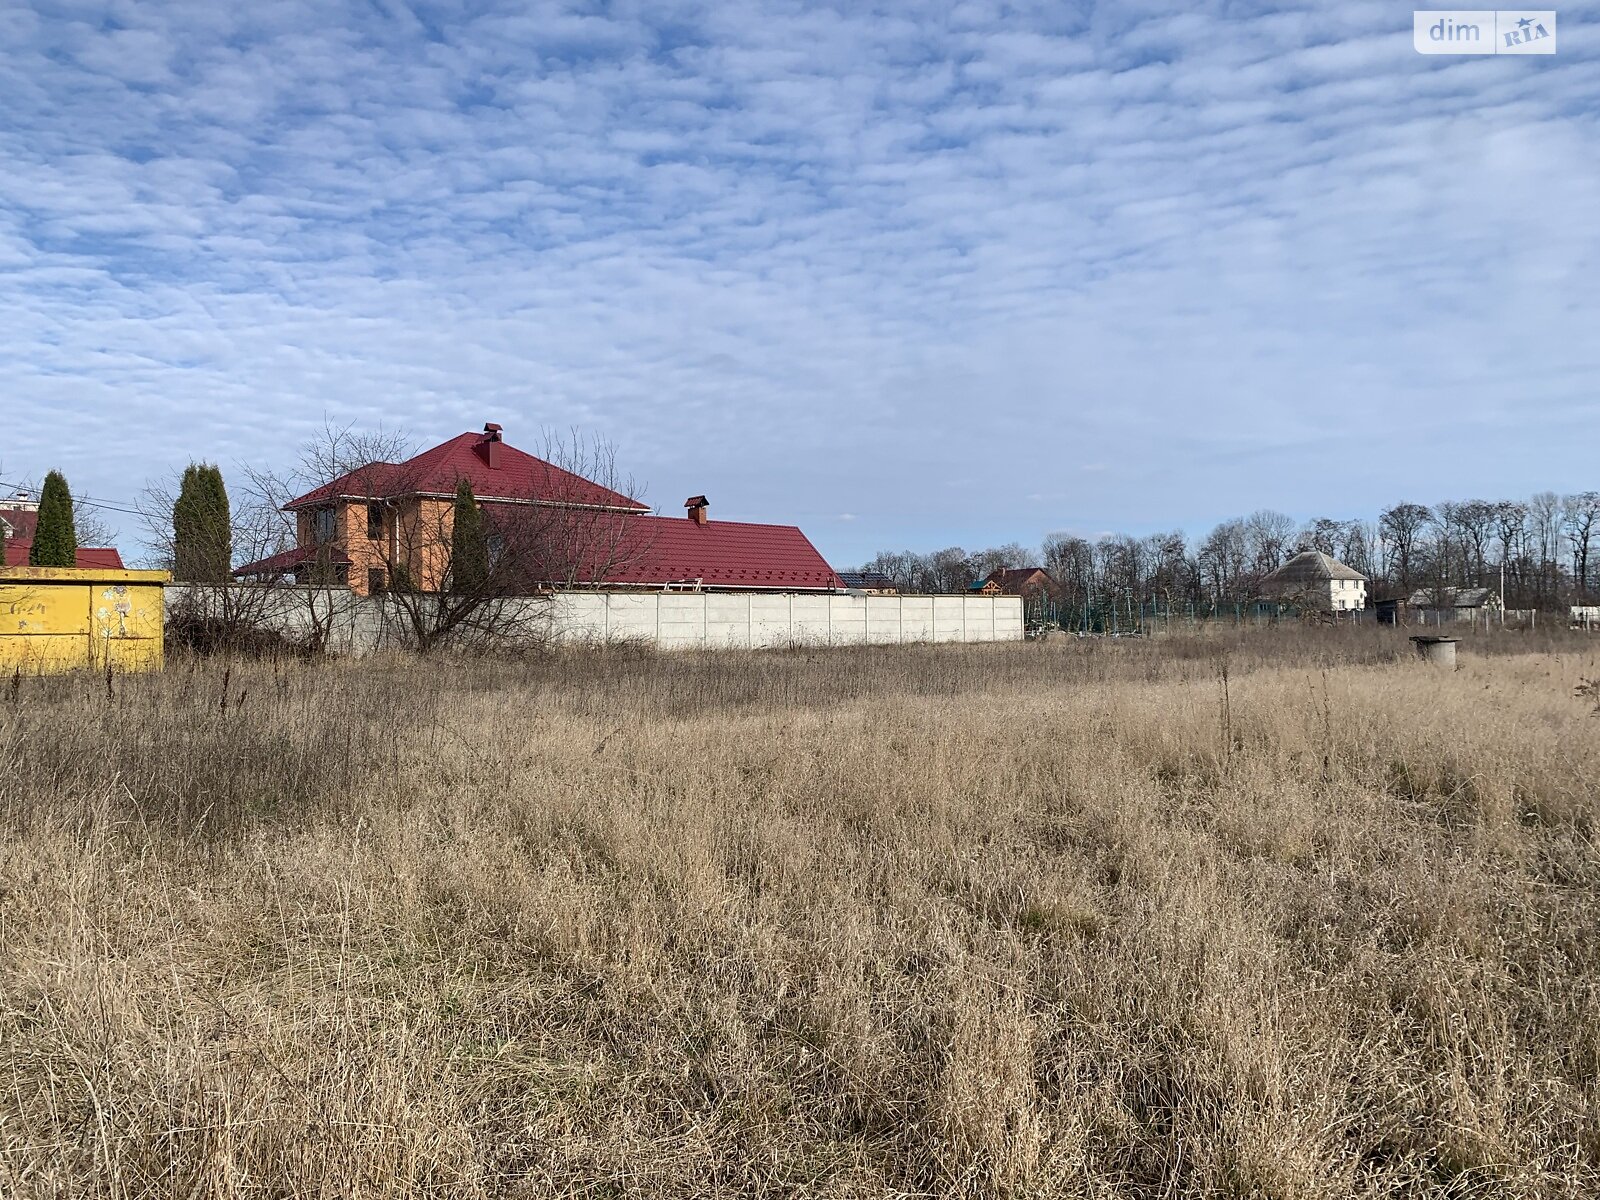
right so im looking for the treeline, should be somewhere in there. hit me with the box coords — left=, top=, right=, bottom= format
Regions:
left=859, top=492, right=1600, bottom=612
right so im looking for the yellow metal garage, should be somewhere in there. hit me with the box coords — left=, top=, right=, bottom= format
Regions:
left=0, top=566, right=167, bottom=674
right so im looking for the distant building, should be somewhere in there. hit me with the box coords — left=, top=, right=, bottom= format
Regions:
left=1259, top=550, right=1367, bottom=612
left=1372, top=596, right=1410, bottom=626
left=1409, top=586, right=1501, bottom=623
left=982, top=567, right=1060, bottom=599
left=969, top=566, right=1060, bottom=622
left=0, top=490, right=126, bottom=569
left=233, top=424, right=842, bottom=595
left=837, top=570, right=898, bottom=595
left=0, top=490, right=36, bottom=541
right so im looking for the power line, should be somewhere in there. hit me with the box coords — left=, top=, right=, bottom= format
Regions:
left=0, top=477, right=143, bottom=517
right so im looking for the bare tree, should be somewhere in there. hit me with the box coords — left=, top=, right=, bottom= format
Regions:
left=1379, top=503, right=1433, bottom=593
left=1143, top=530, right=1193, bottom=613
left=1297, top=517, right=1343, bottom=557
left=1451, top=500, right=1497, bottom=586
left=1042, top=532, right=1096, bottom=620
left=1337, top=521, right=1377, bottom=579
left=376, top=432, right=650, bottom=653
left=1561, top=492, right=1600, bottom=601
left=1199, top=518, right=1250, bottom=605
left=926, top=547, right=976, bottom=594
left=860, top=550, right=925, bottom=593
left=1492, top=500, right=1527, bottom=605
left=971, top=542, right=1031, bottom=582
left=1243, top=510, right=1296, bottom=577
left=140, top=460, right=342, bottom=655
left=235, top=422, right=412, bottom=652
left=237, top=422, right=653, bottom=654
left=1526, top=492, right=1564, bottom=607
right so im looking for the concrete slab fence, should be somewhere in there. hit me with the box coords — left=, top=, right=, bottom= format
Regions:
left=167, top=585, right=1024, bottom=655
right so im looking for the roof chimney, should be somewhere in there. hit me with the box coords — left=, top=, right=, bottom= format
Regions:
left=685, top=495, right=709, bottom=526
left=479, top=422, right=504, bottom=469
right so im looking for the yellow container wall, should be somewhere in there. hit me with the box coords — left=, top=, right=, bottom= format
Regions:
left=0, top=569, right=166, bottom=675
left=0, top=584, right=91, bottom=636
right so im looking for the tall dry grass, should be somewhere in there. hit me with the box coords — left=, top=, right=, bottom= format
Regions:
left=1, top=627, right=1598, bottom=1197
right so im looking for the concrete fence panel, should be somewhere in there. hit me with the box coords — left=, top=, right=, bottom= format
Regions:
left=167, top=585, right=1025, bottom=654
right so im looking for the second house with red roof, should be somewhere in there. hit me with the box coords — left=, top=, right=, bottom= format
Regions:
left=235, top=423, right=843, bottom=597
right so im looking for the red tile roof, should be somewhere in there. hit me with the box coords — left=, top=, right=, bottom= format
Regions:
left=235, top=511, right=841, bottom=590
left=580, top=512, right=842, bottom=591
left=4, top=540, right=125, bottom=569
left=286, top=430, right=648, bottom=512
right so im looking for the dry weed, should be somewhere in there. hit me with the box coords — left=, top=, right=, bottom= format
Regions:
left=1, top=629, right=1597, bottom=1197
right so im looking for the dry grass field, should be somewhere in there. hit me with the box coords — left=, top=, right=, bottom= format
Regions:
left=2, top=627, right=1598, bottom=1198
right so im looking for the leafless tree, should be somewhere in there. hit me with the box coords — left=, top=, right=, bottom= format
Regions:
left=926, top=547, right=976, bottom=593
left=1561, top=491, right=1600, bottom=601
left=381, top=433, right=648, bottom=653
left=860, top=550, right=925, bottom=593
left=1337, top=521, right=1378, bottom=579
left=236, top=422, right=412, bottom=652
left=140, top=463, right=341, bottom=655
left=1492, top=501, right=1527, bottom=604
left=1526, top=492, right=1564, bottom=606
left=1297, top=517, right=1343, bottom=557
left=1451, top=500, right=1498, bottom=586
left=1199, top=518, right=1251, bottom=604
left=242, top=422, right=652, bottom=654
left=1379, top=503, right=1433, bottom=593
left=1042, top=532, right=1096, bottom=615
left=971, top=542, right=1030, bottom=582
left=1143, top=530, right=1193, bottom=612
left=1242, top=510, right=1296, bottom=577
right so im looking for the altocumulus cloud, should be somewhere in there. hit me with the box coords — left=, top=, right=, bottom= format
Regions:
left=1, top=0, right=1598, bottom=562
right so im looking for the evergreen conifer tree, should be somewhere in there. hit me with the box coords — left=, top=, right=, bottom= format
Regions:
left=174, top=463, right=233, bottom=581
left=29, top=470, right=77, bottom=567
left=450, top=479, right=489, bottom=593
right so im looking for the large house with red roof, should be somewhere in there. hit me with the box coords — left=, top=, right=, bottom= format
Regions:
left=234, top=424, right=843, bottom=597
left=1, top=492, right=126, bottom=570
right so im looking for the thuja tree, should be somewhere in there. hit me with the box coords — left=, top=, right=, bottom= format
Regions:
left=450, top=478, right=489, bottom=593
left=29, top=470, right=77, bottom=567
left=173, top=463, right=233, bottom=582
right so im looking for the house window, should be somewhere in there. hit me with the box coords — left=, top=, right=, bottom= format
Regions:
left=368, top=568, right=387, bottom=594
left=367, top=502, right=384, bottom=541
left=313, top=505, right=337, bottom=544
left=487, top=533, right=505, bottom=568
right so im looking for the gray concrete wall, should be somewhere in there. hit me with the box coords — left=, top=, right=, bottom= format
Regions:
left=543, top=591, right=1023, bottom=648
left=167, top=585, right=1024, bottom=654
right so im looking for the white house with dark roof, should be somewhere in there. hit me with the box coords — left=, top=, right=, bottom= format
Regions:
left=1259, top=550, right=1368, bottom=612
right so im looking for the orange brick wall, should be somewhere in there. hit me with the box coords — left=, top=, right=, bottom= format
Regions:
left=397, top=498, right=454, bottom=592
left=295, top=496, right=458, bottom=595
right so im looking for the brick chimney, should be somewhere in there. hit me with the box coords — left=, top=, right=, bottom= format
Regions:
left=478, top=422, right=504, bottom=469
left=684, top=495, right=709, bottom=526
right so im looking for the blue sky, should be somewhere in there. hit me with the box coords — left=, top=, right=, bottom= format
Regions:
left=2, top=1, right=1597, bottom=565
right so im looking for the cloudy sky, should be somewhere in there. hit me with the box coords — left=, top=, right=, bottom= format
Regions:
left=2, top=1, right=1597, bottom=565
